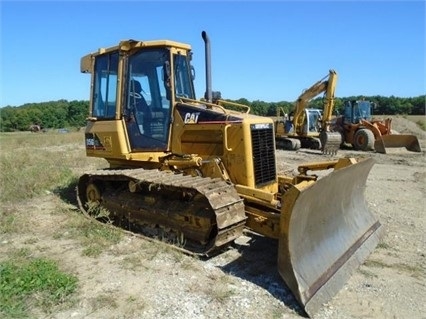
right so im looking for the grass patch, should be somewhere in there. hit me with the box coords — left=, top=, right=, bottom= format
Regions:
left=73, top=220, right=122, bottom=257
left=90, top=293, right=118, bottom=310
left=358, top=267, right=378, bottom=278
left=0, top=133, right=123, bottom=259
left=0, top=131, right=106, bottom=204
left=0, top=207, right=29, bottom=235
left=0, top=255, right=77, bottom=318
left=208, top=282, right=236, bottom=303
left=364, top=259, right=423, bottom=278
left=121, top=255, right=150, bottom=271
left=203, top=272, right=236, bottom=303
left=0, top=150, right=75, bottom=202
left=77, top=207, right=123, bottom=257
left=416, top=119, right=426, bottom=130
left=10, top=247, right=32, bottom=259
left=50, top=204, right=123, bottom=258
left=178, top=256, right=201, bottom=271
left=376, top=241, right=391, bottom=250
left=364, top=259, right=390, bottom=268
left=392, top=263, right=423, bottom=278
left=398, top=115, right=426, bottom=131
left=123, top=295, right=146, bottom=317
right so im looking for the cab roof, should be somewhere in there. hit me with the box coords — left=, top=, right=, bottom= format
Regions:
left=81, top=39, right=191, bottom=73
left=92, top=39, right=190, bottom=55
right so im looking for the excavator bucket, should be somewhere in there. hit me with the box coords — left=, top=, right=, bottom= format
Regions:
left=374, top=134, right=422, bottom=154
left=277, top=158, right=383, bottom=317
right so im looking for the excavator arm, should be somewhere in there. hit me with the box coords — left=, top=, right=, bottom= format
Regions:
left=319, top=70, right=337, bottom=131
left=289, top=69, right=341, bottom=153
left=293, top=70, right=337, bottom=135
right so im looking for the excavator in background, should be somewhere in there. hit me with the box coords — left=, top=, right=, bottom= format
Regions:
left=333, top=100, right=422, bottom=153
left=78, top=31, right=383, bottom=317
left=274, top=70, right=341, bottom=154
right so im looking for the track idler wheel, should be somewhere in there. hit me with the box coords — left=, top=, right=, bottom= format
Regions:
left=77, top=175, right=107, bottom=220
left=86, top=182, right=102, bottom=204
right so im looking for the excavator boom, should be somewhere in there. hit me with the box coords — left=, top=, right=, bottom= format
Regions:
left=275, top=70, right=342, bottom=153
left=293, top=70, right=336, bottom=134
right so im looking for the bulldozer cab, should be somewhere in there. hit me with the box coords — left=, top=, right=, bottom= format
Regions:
left=344, top=100, right=373, bottom=124
left=123, top=48, right=194, bottom=151
left=81, top=40, right=195, bottom=156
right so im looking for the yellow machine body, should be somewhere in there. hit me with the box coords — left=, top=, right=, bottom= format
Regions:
left=78, top=33, right=383, bottom=317
left=274, top=70, right=341, bottom=153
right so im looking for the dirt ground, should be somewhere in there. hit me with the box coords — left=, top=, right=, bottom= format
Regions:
left=1, top=117, right=425, bottom=319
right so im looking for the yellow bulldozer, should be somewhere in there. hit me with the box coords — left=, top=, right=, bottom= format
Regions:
left=78, top=31, right=383, bottom=317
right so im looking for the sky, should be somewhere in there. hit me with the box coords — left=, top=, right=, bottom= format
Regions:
left=0, top=0, right=425, bottom=107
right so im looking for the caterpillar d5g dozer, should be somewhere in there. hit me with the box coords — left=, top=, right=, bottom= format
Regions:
left=78, top=31, right=383, bottom=317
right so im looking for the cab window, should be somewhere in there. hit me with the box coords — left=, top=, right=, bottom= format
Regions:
left=174, top=53, right=195, bottom=99
left=125, top=48, right=171, bottom=151
left=92, top=52, right=119, bottom=118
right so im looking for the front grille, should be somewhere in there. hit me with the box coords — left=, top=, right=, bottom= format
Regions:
left=251, top=123, right=276, bottom=186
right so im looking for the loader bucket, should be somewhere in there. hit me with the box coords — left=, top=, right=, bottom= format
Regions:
left=278, top=158, right=383, bottom=317
left=375, top=134, right=422, bottom=153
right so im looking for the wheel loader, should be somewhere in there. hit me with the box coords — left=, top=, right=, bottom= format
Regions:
left=78, top=31, right=383, bottom=317
left=333, top=100, right=422, bottom=153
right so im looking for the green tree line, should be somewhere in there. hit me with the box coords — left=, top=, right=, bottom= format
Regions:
left=233, top=95, right=425, bottom=117
left=0, top=100, right=88, bottom=132
left=0, top=95, right=424, bottom=132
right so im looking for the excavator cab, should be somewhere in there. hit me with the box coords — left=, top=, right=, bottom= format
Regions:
left=283, top=108, right=322, bottom=135
left=305, top=108, right=322, bottom=134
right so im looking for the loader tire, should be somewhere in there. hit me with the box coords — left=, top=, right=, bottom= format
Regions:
left=353, top=129, right=375, bottom=151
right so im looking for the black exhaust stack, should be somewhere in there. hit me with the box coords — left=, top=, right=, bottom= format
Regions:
left=202, top=31, right=212, bottom=103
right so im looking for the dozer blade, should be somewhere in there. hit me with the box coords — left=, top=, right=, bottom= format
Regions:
left=277, top=158, right=383, bottom=317
left=375, top=134, right=422, bottom=153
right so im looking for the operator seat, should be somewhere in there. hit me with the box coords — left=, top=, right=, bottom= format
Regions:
left=129, top=79, right=151, bottom=135
left=129, top=80, right=149, bottom=113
